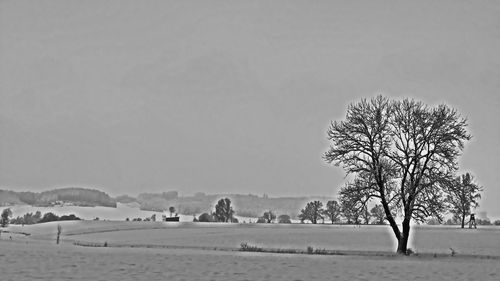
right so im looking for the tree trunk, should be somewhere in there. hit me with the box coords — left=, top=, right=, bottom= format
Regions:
left=380, top=196, right=401, bottom=252
left=461, top=214, right=465, bottom=229
left=397, top=218, right=410, bottom=254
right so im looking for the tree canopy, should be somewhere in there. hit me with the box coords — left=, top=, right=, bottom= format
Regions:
left=1, top=208, right=12, bottom=227
left=324, top=96, right=471, bottom=254
left=323, top=200, right=341, bottom=224
left=299, top=201, right=323, bottom=224
left=262, top=211, right=276, bottom=223
left=214, top=198, right=234, bottom=222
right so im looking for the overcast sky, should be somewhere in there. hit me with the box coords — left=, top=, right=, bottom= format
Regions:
left=1, top=1, right=499, bottom=217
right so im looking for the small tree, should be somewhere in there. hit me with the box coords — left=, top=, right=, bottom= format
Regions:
left=262, top=211, right=276, bottom=223
left=370, top=204, right=386, bottom=225
left=340, top=196, right=362, bottom=224
left=1, top=208, right=12, bottom=227
left=323, top=200, right=341, bottom=224
left=214, top=198, right=234, bottom=222
left=299, top=201, right=323, bottom=224
left=278, top=214, right=291, bottom=224
left=445, top=172, right=483, bottom=228
left=169, top=206, right=176, bottom=218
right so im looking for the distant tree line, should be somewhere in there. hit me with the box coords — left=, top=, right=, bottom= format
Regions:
left=1, top=208, right=81, bottom=227
left=195, top=198, right=238, bottom=223
left=297, top=171, right=487, bottom=226
left=295, top=199, right=386, bottom=225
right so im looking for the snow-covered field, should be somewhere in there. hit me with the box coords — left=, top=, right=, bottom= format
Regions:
left=1, top=221, right=499, bottom=280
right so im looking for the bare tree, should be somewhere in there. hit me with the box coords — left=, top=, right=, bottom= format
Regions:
left=299, top=201, right=323, bottom=224
left=325, top=96, right=471, bottom=254
left=339, top=193, right=362, bottom=224
left=323, top=200, right=341, bottom=224
left=445, top=172, right=483, bottom=228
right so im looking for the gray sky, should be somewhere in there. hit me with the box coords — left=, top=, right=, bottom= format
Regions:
left=1, top=1, right=499, bottom=217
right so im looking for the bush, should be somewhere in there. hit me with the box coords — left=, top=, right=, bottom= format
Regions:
left=59, top=214, right=81, bottom=221
left=240, top=242, right=262, bottom=252
left=39, top=212, right=59, bottom=223
left=256, top=217, right=266, bottom=223
left=198, top=213, right=214, bottom=222
left=314, top=248, right=328, bottom=255
left=494, top=220, right=500, bottom=226
left=278, top=214, right=291, bottom=224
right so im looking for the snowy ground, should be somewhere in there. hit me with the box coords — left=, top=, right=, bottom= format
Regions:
left=1, top=221, right=499, bottom=280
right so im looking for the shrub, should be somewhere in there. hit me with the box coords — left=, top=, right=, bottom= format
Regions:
left=240, top=242, right=262, bottom=252
left=59, top=214, right=81, bottom=221
left=314, top=248, right=328, bottom=255
left=278, top=214, right=291, bottom=224
left=39, top=212, right=59, bottom=223
left=198, top=213, right=214, bottom=222
left=494, top=220, right=500, bottom=226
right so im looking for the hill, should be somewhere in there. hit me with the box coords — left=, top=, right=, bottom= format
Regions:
left=119, top=191, right=333, bottom=219
left=1, top=187, right=334, bottom=219
left=0, top=187, right=116, bottom=208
